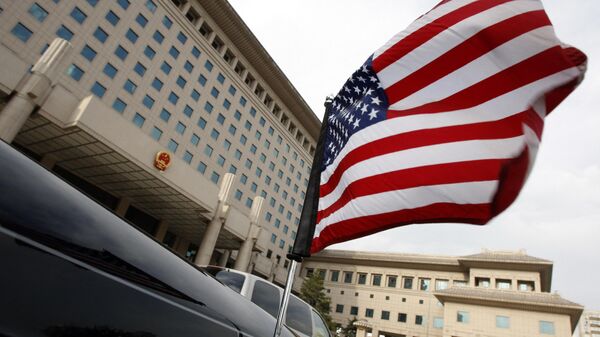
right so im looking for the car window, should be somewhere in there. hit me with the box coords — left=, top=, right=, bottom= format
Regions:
left=212, top=270, right=246, bottom=293
left=311, top=310, right=330, bottom=337
left=251, top=280, right=281, bottom=317
left=286, top=296, right=312, bottom=336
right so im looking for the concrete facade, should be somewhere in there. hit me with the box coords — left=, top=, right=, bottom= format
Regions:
left=0, top=0, right=318, bottom=288
left=302, top=249, right=583, bottom=337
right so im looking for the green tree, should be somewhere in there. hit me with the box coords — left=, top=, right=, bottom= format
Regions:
left=340, top=317, right=357, bottom=337
left=299, top=271, right=335, bottom=331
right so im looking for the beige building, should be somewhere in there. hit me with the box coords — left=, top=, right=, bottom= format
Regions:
left=0, top=0, right=319, bottom=289
left=579, top=311, right=600, bottom=337
left=302, top=249, right=583, bottom=337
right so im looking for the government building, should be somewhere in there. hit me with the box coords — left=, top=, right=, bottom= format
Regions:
left=303, top=249, right=583, bottom=337
left=0, top=0, right=319, bottom=290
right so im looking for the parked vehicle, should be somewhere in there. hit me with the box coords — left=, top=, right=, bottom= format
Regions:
left=202, top=266, right=332, bottom=337
left=0, top=141, right=298, bottom=337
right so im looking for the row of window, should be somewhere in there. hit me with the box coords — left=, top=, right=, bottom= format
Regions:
left=456, top=311, right=556, bottom=334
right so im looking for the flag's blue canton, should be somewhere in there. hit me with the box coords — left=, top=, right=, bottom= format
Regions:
left=322, top=56, right=389, bottom=171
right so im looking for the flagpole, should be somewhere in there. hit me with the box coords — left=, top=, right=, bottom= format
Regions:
left=272, top=96, right=334, bottom=337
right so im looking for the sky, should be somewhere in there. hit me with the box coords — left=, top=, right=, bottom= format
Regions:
left=227, top=0, right=600, bottom=311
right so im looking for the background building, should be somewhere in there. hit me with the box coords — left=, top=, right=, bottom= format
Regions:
left=303, top=249, right=583, bottom=337
left=0, top=0, right=319, bottom=288
left=579, top=311, right=600, bottom=337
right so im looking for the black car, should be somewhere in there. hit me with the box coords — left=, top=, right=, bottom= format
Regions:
left=0, top=141, right=297, bottom=337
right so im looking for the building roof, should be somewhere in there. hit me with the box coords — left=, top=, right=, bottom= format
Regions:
left=435, top=287, right=583, bottom=332
left=198, top=0, right=322, bottom=140
left=459, top=249, right=552, bottom=264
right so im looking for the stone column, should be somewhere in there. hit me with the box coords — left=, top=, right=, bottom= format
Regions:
left=217, top=250, right=230, bottom=267
left=233, top=196, right=264, bottom=272
left=0, top=38, right=71, bottom=143
left=195, top=173, right=235, bottom=266
left=114, top=197, right=130, bottom=218
left=353, top=320, right=371, bottom=337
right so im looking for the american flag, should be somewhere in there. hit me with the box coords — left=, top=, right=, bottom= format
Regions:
left=292, top=0, right=587, bottom=256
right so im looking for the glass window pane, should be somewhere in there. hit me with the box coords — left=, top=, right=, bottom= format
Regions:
left=103, top=63, right=118, bottom=78
left=70, top=7, right=87, bottom=24
left=66, top=64, right=84, bottom=81
left=56, top=25, right=74, bottom=41
left=93, top=27, right=108, bottom=43
left=286, top=296, right=312, bottom=336
left=29, top=4, right=49, bottom=22
left=90, top=82, right=106, bottom=97
left=105, top=10, right=120, bottom=26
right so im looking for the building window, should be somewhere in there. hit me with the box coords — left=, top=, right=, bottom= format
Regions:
left=415, top=315, right=424, bottom=325
left=66, top=64, right=84, bottom=81
left=223, top=99, right=231, bottom=110
left=496, top=316, right=510, bottom=329
left=398, top=313, right=407, bottom=323
left=183, top=105, right=193, bottom=118
left=168, top=92, right=179, bottom=105
left=240, top=96, right=247, bottom=106
left=150, top=126, right=162, bottom=141
left=100, top=63, right=117, bottom=79
left=70, top=7, right=87, bottom=24
left=457, top=311, right=469, bottom=323
left=142, top=94, right=154, bottom=110
left=211, top=172, right=220, bottom=184
left=145, top=0, right=157, bottom=13
left=343, top=271, right=353, bottom=284
left=112, top=98, right=127, bottom=113
left=136, top=14, right=148, bottom=28
left=177, top=31, right=187, bottom=44
left=162, top=15, right=173, bottom=29
left=419, top=278, right=431, bottom=291
left=211, top=87, right=220, bottom=98
left=217, top=155, right=225, bottom=167
left=114, top=45, right=128, bottom=60
left=183, top=151, right=193, bottom=164
left=518, top=280, right=535, bottom=291
left=204, top=102, right=213, bottom=113
left=160, top=109, right=171, bottom=122
left=29, top=3, right=49, bottom=22
left=356, top=272, right=367, bottom=284
left=176, top=76, right=187, bottom=89
left=167, top=139, right=178, bottom=153
left=198, top=117, right=207, bottom=129
left=123, top=79, right=137, bottom=94
left=435, top=279, right=449, bottom=290
left=496, top=279, right=512, bottom=290
left=117, top=0, right=130, bottom=10
left=381, top=311, right=390, bottom=320
left=539, top=321, right=555, bottom=335
left=105, top=10, right=120, bottom=26
left=191, top=89, right=200, bottom=102
left=205, top=60, right=213, bottom=72
left=192, top=46, right=201, bottom=58
left=197, top=162, right=207, bottom=174
left=56, top=25, right=74, bottom=41
left=132, top=113, right=145, bottom=128
left=160, top=61, right=172, bottom=75
left=151, top=77, right=163, bottom=91
left=153, top=30, right=164, bottom=44
left=87, top=0, right=99, bottom=6
left=93, top=27, right=108, bottom=43
left=210, top=129, right=220, bottom=140
left=334, top=304, right=344, bottom=314
left=204, top=145, right=213, bottom=157
left=184, top=61, right=194, bottom=73
left=387, top=276, right=397, bottom=288
left=90, top=82, right=106, bottom=98
left=126, top=29, right=139, bottom=43
left=144, top=45, right=156, bottom=59
left=365, top=309, right=374, bottom=318
left=330, top=270, right=339, bottom=282
left=433, top=317, right=444, bottom=329
left=134, top=62, right=146, bottom=77
left=198, top=74, right=207, bottom=86
left=169, top=46, right=180, bottom=59
left=372, top=274, right=382, bottom=286
left=190, top=134, right=200, bottom=146
left=175, top=122, right=186, bottom=135
left=350, top=306, right=359, bottom=316
left=475, top=277, right=491, bottom=288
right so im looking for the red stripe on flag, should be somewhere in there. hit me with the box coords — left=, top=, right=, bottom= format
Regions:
left=385, top=10, right=551, bottom=106
left=320, top=113, right=525, bottom=198
left=491, top=147, right=529, bottom=217
left=372, top=0, right=512, bottom=72
left=523, top=108, right=544, bottom=139
left=317, top=159, right=506, bottom=224
left=310, top=203, right=491, bottom=253
left=387, top=46, right=575, bottom=117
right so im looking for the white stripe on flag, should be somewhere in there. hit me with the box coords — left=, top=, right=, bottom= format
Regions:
left=388, top=26, right=557, bottom=110
left=373, top=0, right=479, bottom=59
left=314, top=180, right=499, bottom=236
left=318, top=136, right=524, bottom=211
left=377, top=0, right=545, bottom=91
